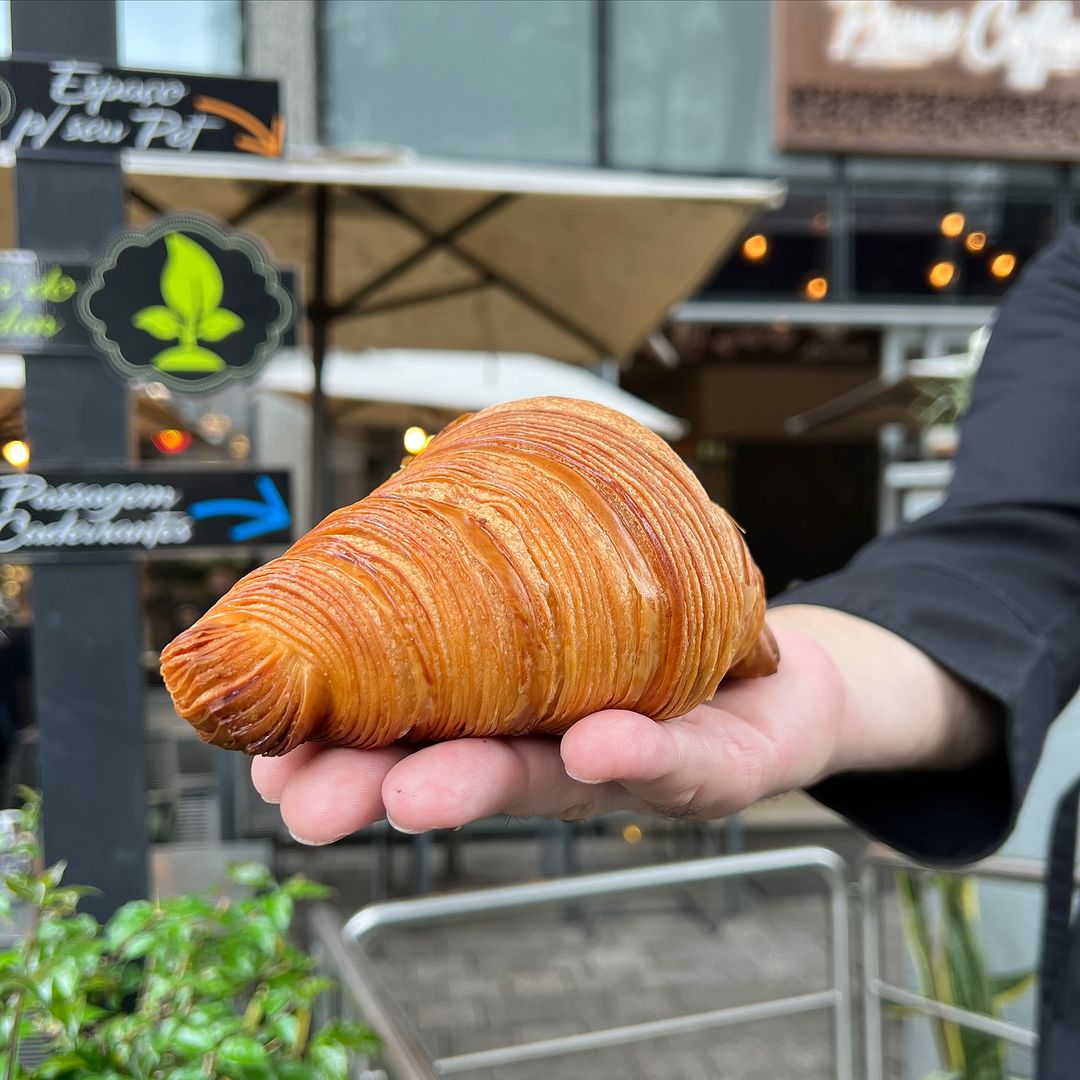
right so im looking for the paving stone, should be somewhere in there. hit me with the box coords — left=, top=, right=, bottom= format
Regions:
left=288, top=834, right=903, bottom=1080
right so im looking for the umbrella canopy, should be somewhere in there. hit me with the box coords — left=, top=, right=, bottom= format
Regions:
left=0, top=148, right=781, bottom=512
left=117, top=150, right=784, bottom=362
left=259, top=349, right=688, bottom=439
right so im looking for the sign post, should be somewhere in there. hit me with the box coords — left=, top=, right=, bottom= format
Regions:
left=10, top=0, right=147, bottom=917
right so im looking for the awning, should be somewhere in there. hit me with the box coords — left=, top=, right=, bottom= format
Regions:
left=259, top=349, right=689, bottom=439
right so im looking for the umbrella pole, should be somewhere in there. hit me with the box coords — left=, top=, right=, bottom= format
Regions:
left=310, top=184, right=331, bottom=525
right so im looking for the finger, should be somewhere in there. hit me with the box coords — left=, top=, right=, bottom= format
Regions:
left=381, top=737, right=632, bottom=832
left=278, top=745, right=411, bottom=845
left=561, top=708, right=779, bottom=818
left=251, top=743, right=323, bottom=804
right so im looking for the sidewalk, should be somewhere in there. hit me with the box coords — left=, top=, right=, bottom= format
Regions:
left=281, top=821, right=905, bottom=1080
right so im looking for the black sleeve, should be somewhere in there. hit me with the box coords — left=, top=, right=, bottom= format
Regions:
left=771, top=224, right=1080, bottom=864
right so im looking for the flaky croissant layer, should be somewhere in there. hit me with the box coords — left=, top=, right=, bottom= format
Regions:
left=161, top=397, right=778, bottom=756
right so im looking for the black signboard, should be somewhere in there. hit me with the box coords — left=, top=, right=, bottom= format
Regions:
left=0, top=58, right=283, bottom=157
left=0, top=468, right=293, bottom=556
left=77, top=215, right=296, bottom=392
left=0, top=248, right=298, bottom=359
left=0, top=252, right=88, bottom=354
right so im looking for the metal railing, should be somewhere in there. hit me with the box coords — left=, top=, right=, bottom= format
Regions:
left=318, top=846, right=852, bottom=1079
left=860, top=843, right=1080, bottom=1080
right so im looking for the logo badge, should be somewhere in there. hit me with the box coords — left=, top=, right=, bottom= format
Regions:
left=77, top=214, right=294, bottom=393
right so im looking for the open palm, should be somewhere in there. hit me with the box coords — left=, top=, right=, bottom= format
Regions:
left=252, top=622, right=846, bottom=845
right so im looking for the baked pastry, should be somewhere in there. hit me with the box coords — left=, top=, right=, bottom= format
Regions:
left=161, top=397, right=778, bottom=755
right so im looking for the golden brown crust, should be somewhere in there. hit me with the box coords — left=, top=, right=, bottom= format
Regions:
left=161, top=397, right=778, bottom=755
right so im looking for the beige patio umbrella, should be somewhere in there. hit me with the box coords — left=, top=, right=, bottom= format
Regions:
left=0, top=148, right=782, bottom=511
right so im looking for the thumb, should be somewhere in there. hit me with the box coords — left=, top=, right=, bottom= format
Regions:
left=560, top=708, right=781, bottom=819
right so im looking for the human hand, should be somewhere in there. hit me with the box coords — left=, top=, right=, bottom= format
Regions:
left=252, top=613, right=850, bottom=845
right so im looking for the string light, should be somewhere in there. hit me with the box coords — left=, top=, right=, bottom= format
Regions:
left=2, top=441, right=29, bottom=468
left=803, top=276, right=828, bottom=301
left=403, top=426, right=428, bottom=455
left=940, top=212, right=965, bottom=237
left=990, top=252, right=1017, bottom=279
left=964, top=231, right=987, bottom=253
left=927, top=261, right=956, bottom=289
left=741, top=234, right=769, bottom=262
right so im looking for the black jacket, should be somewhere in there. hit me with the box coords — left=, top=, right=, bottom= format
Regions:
left=773, top=224, right=1080, bottom=1080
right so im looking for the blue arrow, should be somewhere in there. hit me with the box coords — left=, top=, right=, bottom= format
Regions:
left=188, top=474, right=291, bottom=542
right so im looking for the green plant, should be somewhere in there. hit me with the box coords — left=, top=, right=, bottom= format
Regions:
left=132, top=232, right=244, bottom=374
left=0, top=790, right=378, bottom=1079
left=912, top=368, right=977, bottom=427
left=895, top=869, right=1034, bottom=1080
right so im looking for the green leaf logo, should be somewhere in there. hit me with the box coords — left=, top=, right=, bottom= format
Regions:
left=130, top=232, right=245, bottom=373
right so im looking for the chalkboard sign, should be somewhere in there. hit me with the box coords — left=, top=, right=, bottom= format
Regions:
left=0, top=249, right=298, bottom=359
left=78, top=215, right=296, bottom=392
left=0, top=58, right=283, bottom=157
left=0, top=468, right=292, bottom=556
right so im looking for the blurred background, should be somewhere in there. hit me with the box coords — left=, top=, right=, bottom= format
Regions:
left=2, top=2, right=1078, bottom=1078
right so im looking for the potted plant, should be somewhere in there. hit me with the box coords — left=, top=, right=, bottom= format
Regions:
left=896, top=868, right=1033, bottom=1080
left=0, top=790, right=378, bottom=1078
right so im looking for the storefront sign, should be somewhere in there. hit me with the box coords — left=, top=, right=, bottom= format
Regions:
left=773, top=0, right=1080, bottom=160
left=0, top=58, right=283, bottom=157
left=0, top=468, right=292, bottom=555
left=77, top=215, right=295, bottom=393
left=0, top=253, right=89, bottom=354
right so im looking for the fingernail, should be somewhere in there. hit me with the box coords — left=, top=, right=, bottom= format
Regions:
left=564, top=769, right=604, bottom=785
left=386, top=815, right=423, bottom=835
left=288, top=828, right=347, bottom=847
left=260, top=794, right=280, bottom=805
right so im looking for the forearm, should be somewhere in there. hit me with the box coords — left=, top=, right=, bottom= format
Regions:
left=769, top=604, right=1003, bottom=780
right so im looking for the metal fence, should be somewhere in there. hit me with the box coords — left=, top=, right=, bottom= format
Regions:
left=309, top=845, right=853, bottom=1079
left=859, top=843, right=1080, bottom=1080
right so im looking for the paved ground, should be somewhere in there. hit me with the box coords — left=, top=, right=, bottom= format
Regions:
left=280, top=819, right=907, bottom=1080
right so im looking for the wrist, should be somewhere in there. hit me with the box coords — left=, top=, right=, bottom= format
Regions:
left=767, top=604, right=1002, bottom=780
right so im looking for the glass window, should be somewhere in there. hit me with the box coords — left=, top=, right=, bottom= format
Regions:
left=608, top=0, right=831, bottom=179
left=852, top=189, right=1053, bottom=300
left=119, top=0, right=243, bottom=76
left=320, top=0, right=596, bottom=166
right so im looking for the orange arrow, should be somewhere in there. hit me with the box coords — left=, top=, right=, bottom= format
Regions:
left=193, top=95, right=286, bottom=157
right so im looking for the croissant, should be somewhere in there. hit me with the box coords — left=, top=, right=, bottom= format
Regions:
left=161, top=397, right=778, bottom=756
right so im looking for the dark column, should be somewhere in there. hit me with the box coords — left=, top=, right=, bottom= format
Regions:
left=11, top=0, right=148, bottom=915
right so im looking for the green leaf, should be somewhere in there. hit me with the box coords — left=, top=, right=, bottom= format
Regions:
left=991, top=968, right=1036, bottom=1008
left=120, top=930, right=157, bottom=959
left=151, top=344, right=226, bottom=373
left=32, top=1051, right=93, bottom=1078
left=315, top=1020, right=379, bottom=1054
left=217, top=1034, right=270, bottom=1077
left=269, top=1012, right=300, bottom=1048
left=309, top=1040, right=348, bottom=1079
left=105, top=900, right=154, bottom=951
left=131, top=305, right=183, bottom=341
left=266, top=892, right=294, bottom=934
left=198, top=308, right=244, bottom=343
left=228, top=862, right=274, bottom=891
left=161, top=232, right=223, bottom=324
left=43, top=860, right=67, bottom=887
left=51, top=956, right=79, bottom=1002
left=4, top=871, right=44, bottom=904
left=171, top=1023, right=218, bottom=1058
left=283, top=876, right=332, bottom=901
